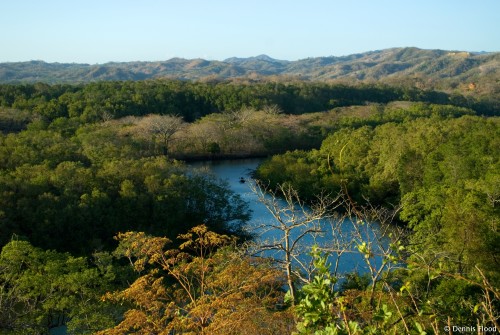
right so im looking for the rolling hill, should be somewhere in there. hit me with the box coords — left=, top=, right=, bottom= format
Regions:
left=0, top=47, right=498, bottom=95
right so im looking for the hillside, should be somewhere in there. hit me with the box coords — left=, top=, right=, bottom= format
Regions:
left=1, top=48, right=498, bottom=91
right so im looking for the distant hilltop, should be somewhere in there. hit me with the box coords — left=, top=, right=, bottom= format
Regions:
left=0, top=47, right=498, bottom=87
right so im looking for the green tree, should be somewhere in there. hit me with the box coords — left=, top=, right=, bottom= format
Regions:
left=0, top=239, right=119, bottom=334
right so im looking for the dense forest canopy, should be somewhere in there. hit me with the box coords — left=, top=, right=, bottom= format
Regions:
left=0, top=77, right=498, bottom=334
left=0, top=79, right=497, bottom=124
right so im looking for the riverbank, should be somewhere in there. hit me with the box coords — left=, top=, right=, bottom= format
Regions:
left=175, top=152, right=270, bottom=163
left=188, top=158, right=392, bottom=276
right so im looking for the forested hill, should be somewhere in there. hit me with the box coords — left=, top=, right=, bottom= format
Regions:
left=1, top=47, right=498, bottom=90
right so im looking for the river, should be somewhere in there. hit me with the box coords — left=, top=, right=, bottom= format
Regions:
left=190, top=158, right=391, bottom=278
left=50, top=157, right=390, bottom=335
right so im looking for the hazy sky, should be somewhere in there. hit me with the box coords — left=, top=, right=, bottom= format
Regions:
left=1, top=0, right=498, bottom=63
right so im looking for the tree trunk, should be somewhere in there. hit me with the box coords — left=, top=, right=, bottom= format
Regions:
left=285, top=230, right=296, bottom=304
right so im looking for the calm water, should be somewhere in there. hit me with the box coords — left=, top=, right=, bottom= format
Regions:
left=50, top=158, right=389, bottom=334
left=190, top=158, right=390, bottom=277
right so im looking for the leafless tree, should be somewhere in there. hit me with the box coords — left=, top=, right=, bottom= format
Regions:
left=249, top=181, right=343, bottom=304
left=139, top=114, right=185, bottom=156
left=249, top=180, right=409, bottom=309
left=262, top=104, right=283, bottom=116
left=229, top=107, right=256, bottom=125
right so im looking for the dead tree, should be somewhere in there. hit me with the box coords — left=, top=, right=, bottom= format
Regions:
left=249, top=181, right=343, bottom=304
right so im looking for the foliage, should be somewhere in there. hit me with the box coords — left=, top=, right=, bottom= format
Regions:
left=257, top=114, right=499, bottom=333
left=0, top=76, right=498, bottom=334
left=0, top=79, right=493, bottom=127
left=0, top=151, right=249, bottom=254
left=292, top=245, right=499, bottom=335
left=294, top=246, right=337, bottom=334
left=99, top=225, right=293, bottom=335
left=0, top=239, right=120, bottom=334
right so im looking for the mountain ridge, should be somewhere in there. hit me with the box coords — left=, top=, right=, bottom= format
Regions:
left=0, top=48, right=498, bottom=91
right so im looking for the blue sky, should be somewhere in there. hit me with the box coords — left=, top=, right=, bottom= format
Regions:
left=1, top=0, right=498, bottom=63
